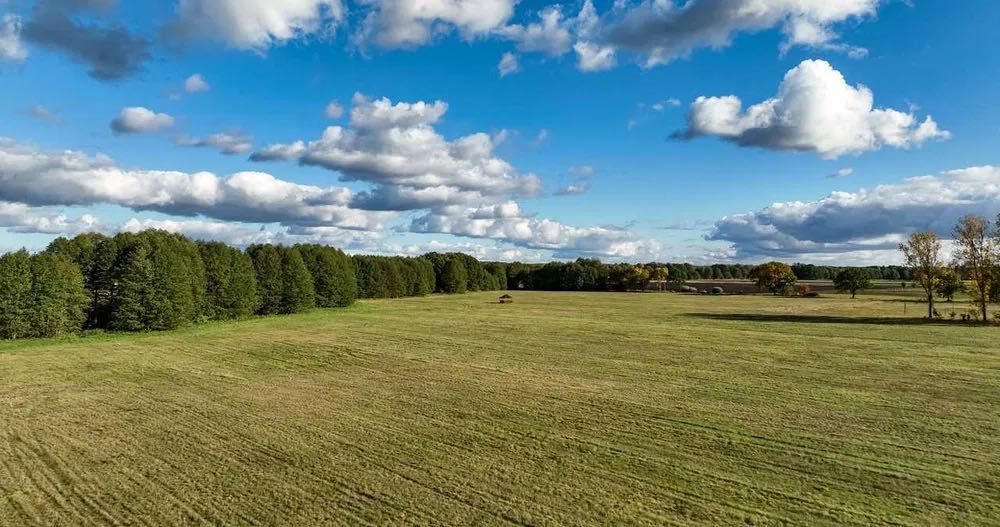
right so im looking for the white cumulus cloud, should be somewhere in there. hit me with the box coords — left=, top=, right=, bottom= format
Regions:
left=251, top=93, right=542, bottom=211
left=110, top=107, right=175, bottom=135
left=356, top=0, right=516, bottom=48
left=679, top=60, right=950, bottom=158
left=184, top=73, right=210, bottom=93
left=168, top=0, right=344, bottom=49
left=497, top=5, right=572, bottom=56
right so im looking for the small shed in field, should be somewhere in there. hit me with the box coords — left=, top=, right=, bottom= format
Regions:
left=499, top=294, right=514, bottom=304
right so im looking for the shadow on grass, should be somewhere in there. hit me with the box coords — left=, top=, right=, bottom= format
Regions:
left=685, top=313, right=966, bottom=326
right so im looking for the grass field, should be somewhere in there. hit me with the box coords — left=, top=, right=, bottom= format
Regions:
left=2, top=291, right=999, bottom=525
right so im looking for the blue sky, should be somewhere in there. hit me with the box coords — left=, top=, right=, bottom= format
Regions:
left=1, top=0, right=998, bottom=264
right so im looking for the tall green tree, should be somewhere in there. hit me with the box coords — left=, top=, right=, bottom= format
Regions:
left=86, top=237, right=119, bottom=328
left=110, top=232, right=201, bottom=331
left=45, top=233, right=108, bottom=272
left=353, top=255, right=387, bottom=298
left=27, top=253, right=88, bottom=338
left=0, top=250, right=32, bottom=339
left=439, top=258, right=468, bottom=294
left=297, top=244, right=357, bottom=307
left=200, top=242, right=259, bottom=320
left=279, top=247, right=315, bottom=314
left=248, top=244, right=284, bottom=315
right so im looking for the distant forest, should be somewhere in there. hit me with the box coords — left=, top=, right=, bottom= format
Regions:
left=0, top=229, right=912, bottom=340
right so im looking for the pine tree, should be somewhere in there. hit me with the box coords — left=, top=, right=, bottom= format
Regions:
left=0, top=250, right=33, bottom=339
left=279, top=247, right=315, bottom=314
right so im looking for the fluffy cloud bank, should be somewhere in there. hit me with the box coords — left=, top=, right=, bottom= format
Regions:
left=708, top=166, right=1000, bottom=261
left=0, top=138, right=389, bottom=230
left=0, top=136, right=657, bottom=260
left=678, top=60, right=949, bottom=158
left=607, top=0, right=880, bottom=67
left=251, top=93, right=542, bottom=210
left=410, top=204, right=661, bottom=259
left=0, top=202, right=101, bottom=236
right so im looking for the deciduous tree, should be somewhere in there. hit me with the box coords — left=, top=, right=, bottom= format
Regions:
left=0, top=250, right=32, bottom=339
left=953, top=215, right=997, bottom=321
left=935, top=268, right=964, bottom=302
left=248, top=244, right=284, bottom=315
left=27, top=253, right=88, bottom=337
left=279, top=247, right=315, bottom=314
left=900, top=232, right=945, bottom=319
left=833, top=268, right=873, bottom=299
left=751, top=262, right=797, bottom=295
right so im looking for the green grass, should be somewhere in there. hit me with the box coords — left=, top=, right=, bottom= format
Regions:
left=2, top=291, right=999, bottom=525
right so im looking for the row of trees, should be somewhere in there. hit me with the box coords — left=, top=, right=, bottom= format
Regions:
left=505, top=259, right=668, bottom=292
left=0, top=231, right=516, bottom=340
left=901, top=215, right=1000, bottom=321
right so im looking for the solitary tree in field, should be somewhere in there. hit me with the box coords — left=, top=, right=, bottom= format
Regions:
left=833, top=268, right=873, bottom=299
left=900, top=232, right=945, bottom=319
left=751, top=262, right=797, bottom=295
left=953, top=215, right=997, bottom=322
left=935, top=268, right=964, bottom=302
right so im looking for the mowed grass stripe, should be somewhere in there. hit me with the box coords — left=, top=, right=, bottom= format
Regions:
left=2, top=291, right=999, bottom=525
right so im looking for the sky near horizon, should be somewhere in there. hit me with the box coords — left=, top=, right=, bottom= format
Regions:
left=1, top=0, right=998, bottom=265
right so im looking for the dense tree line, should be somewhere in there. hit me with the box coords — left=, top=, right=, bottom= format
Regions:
left=423, top=252, right=506, bottom=293
left=0, top=230, right=448, bottom=340
left=791, top=263, right=912, bottom=281
left=352, top=255, right=435, bottom=298
left=503, top=259, right=664, bottom=292
left=499, top=260, right=913, bottom=290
